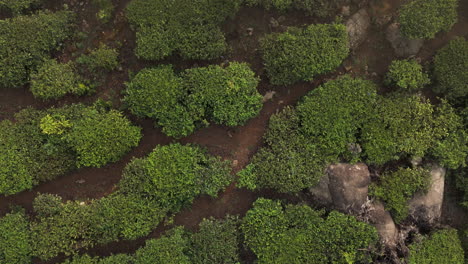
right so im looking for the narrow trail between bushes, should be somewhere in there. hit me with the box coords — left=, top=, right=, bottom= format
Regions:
left=1, top=0, right=468, bottom=263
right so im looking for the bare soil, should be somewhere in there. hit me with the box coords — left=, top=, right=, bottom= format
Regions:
left=1, top=0, right=468, bottom=263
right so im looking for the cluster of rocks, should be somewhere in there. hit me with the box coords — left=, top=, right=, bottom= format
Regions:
left=310, top=162, right=446, bottom=261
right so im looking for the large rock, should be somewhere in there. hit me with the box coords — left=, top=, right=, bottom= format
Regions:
left=346, top=9, right=371, bottom=50
left=309, top=173, right=333, bottom=207
left=408, top=164, right=445, bottom=225
left=368, top=201, right=398, bottom=247
left=327, top=163, right=371, bottom=213
left=386, top=23, right=424, bottom=57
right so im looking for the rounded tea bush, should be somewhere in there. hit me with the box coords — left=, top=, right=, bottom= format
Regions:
left=385, top=59, right=430, bottom=91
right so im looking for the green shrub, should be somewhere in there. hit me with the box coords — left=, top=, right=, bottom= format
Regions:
left=76, top=44, right=119, bottom=72
left=126, top=0, right=241, bottom=60
left=124, top=62, right=262, bottom=138
left=455, top=168, right=468, bottom=208
left=65, top=108, right=141, bottom=168
left=242, top=198, right=378, bottom=264
left=183, top=62, right=262, bottom=127
left=430, top=101, right=468, bottom=169
left=362, top=95, right=468, bottom=166
left=0, top=104, right=141, bottom=195
left=134, top=227, right=191, bottom=264
left=385, top=59, right=430, bottom=91
left=242, top=76, right=377, bottom=193
left=92, top=0, right=114, bottom=23
left=30, top=59, right=88, bottom=100
left=243, top=107, right=327, bottom=193
left=260, top=23, right=348, bottom=85
left=119, top=144, right=232, bottom=211
left=297, top=75, right=378, bottom=160
left=32, top=193, right=63, bottom=218
left=31, top=200, right=98, bottom=260
left=245, top=0, right=344, bottom=17
left=409, top=229, right=464, bottom=264
left=399, top=0, right=458, bottom=39
left=0, top=10, right=73, bottom=88
left=433, top=37, right=468, bottom=101
left=0, top=0, right=39, bottom=15
left=0, top=120, right=34, bottom=195
left=244, top=0, right=293, bottom=11
left=93, top=194, right=165, bottom=242
left=370, top=167, right=431, bottom=223
left=0, top=211, right=32, bottom=264
left=189, top=217, right=240, bottom=264
left=123, top=65, right=194, bottom=137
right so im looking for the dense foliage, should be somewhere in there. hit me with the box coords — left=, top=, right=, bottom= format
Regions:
left=362, top=96, right=468, bottom=167
left=245, top=0, right=345, bottom=17
left=60, top=216, right=240, bottom=264
left=399, top=0, right=458, bottom=39
left=408, top=229, right=465, bottom=263
left=15, top=143, right=232, bottom=260
left=241, top=198, right=378, bottom=263
left=126, top=0, right=241, bottom=60
left=260, top=23, right=348, bottom=85
left=119, top=143, right=233, bottom=211
left=0, top=0, right=39, bottom=15
left=239, top=76, right=377, bottom=193
left=124, top=62, right=262, bottom=138
left=433, top=37, right=468, bottom=101
left=370, top=167, right=431, bottom=222
left=76, top=44, right=119, bottom=72
left=65, top=108, right=141, bottom=168
left=0, top=10, right=73, bottom=88
left=30, top=59, right=88, bottom=100
left=0, top=211, right=32, bottom=264
left=0, top=104, right=141, bottom=195
left=189, top=216, right=240, bottom=264
left=385, top=59, right=430, bottom=91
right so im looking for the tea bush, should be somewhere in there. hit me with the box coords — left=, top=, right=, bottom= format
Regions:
left=124, top=62, right=262, bottom=138
left=399, top=0, right=458, bottom=39
left=240, top=76, right=377, bottom=193
left=385, top=59, right=430, bottom=91
left=30, top=59, right=89, bottom=100
left=76, top=44, right=119, bottom=72
left=126, top=0, right=241, bottom=60
left=408, top=229, right=464, bottom=264
left=241, top=198, right=378, bottom=263
left=0, top=0, right=39, bottom=15
left=0, top=10, right=73, bottom=88
left=0, top=104, right=142, bottom=195
left=65, top=108, right=141, bottom=168
left=189, top=216, right=241, bottom=264
left=362, top=95, right=467, bottom=167
left=260, top=23, right=348, bottom=85
left=0, top=211, right=32, bottom=264
left=433, top=37, right=468, bottom=101
left=370, top=167, right=431, bottom=223
left=245, top=0, right=344, bottom=17
left=119, top=144, right=233, bottom=211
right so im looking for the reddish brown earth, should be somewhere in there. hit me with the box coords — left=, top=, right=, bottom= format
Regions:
left=1, top=0, right=468, bottom=263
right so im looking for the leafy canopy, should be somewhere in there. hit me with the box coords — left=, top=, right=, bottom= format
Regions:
left=241, top=198, right=378, bottom=264
left=260, top=23, right=348, bottom=85
left=126, top=0, right=241, bottom=60
left=0, top=10, right=73, bottom=88
left=409, top=229, right=465, bottom=264
left=399, top=0, right=458, bottom=39
left=433, top=37, right=468, bottom=101
left=124, top=62, right=262, bottom=138
left=385, top=59, right=430, bottom=91
left=370, top=167, right=431, bottom=223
